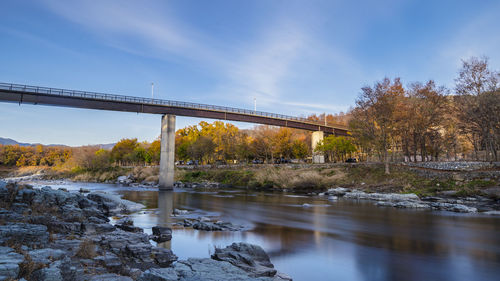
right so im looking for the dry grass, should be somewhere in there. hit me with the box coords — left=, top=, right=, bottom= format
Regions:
left=251, top=167, right=342, bottom=190
left=10, top=166, right=47, bottom=177
left=75, top=239, right=97, bottom=259
left=18, top=254, right=47, bottom=279
left=131, top=166, right=158, bottom=183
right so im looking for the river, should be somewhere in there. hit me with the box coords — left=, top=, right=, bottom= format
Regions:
left=31, top=181, right=500, bottom=281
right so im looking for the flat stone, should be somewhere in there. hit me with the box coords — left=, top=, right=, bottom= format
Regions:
left=89, top=273, right=133, bottom=281
left=116, top=224, right=143, bottom=233
left=138, top=267, right=178, bottom=281
left=430, top=202, right=477, bottom=213
left=49, top=221, right=82, bottom=234
left=31, top=263, right=63, bottom=281
left=393, top=201, right=431, bottom=209
left=0, top=246, right=24, bottom=280
left=483, top=210, right=500, bottom=215
left=0, top=223, right=49, bottom=247
left=82, top=223, right=116, bottom=234
left=28, top=248, right=66, bottom=264
left=344, top=191, right=420, bottom=202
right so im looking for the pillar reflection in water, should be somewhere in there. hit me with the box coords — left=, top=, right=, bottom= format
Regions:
left=157, top=190, right=174, bottom=249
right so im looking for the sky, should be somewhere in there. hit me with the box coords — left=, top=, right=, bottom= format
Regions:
left=1, top=0, right=499, bottom=146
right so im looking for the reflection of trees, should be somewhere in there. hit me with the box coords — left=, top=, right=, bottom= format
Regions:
left=349, top=205, right=500, bottom=281
left=119, top=190, right=158, bottom=209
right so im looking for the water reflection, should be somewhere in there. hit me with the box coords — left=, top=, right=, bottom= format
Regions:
left=42, top=181, right=500, bottom=281
left=157, top=190, right=173, bottom=249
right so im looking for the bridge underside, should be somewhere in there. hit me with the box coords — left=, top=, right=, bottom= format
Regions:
left=0, top=89, right=348, bottom=136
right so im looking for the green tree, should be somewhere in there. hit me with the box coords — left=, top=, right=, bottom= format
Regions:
left=111, top=138, right=139, bottom=165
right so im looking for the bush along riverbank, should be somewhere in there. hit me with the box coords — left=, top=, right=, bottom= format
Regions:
left=0, top=181, right=292, bottom=281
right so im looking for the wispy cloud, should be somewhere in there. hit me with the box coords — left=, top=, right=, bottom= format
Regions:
left=39, top=0, right=359, bottom=114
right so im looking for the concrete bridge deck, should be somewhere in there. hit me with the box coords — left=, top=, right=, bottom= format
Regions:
left=0, top=83, right=348, bottom=135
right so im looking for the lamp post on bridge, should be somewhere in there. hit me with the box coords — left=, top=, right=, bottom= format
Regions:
left=151, top=83, right=154, bottom=99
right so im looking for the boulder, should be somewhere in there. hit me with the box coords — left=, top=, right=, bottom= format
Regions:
left=173, top=209, right=189, bottom=215
left=327, top=187, right=350, bottom=196
left=87, top=193, right=144, bottom=215
left=151, top=247, right=177, bottom=267
left=211, top=242, right=277, bottom=277
left=95, top=252, right=122, bottom=272
left=192, top=221, right=223, bottom=231
left=151, top=226, right=172, bottom=243
left=117, top=175, right=135, bottom=186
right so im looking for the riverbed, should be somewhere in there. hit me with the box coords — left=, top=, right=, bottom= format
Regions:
left=28, top=181, right=500, bottom=281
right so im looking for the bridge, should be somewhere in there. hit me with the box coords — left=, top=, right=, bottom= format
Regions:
left=0, top=82, right=349, bottom=189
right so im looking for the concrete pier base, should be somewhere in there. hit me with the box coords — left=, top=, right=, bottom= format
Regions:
left=312, top=131, right=325, bottom=164
left=159, top=114, right=176, bottom=190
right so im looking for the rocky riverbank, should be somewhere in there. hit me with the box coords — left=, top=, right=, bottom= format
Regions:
left=325, top=187, right=500, bottom=214
left=0, top=181, right=291, bottom=281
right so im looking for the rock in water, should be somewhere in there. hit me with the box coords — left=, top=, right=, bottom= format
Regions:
left=211, top=242, right=277, bottom=277
left=151, top=226, right=172, bottom=242
left=87, top=192, right=144, bottom=215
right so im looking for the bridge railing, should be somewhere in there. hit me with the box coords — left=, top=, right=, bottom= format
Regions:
left=0, top=82, right=348, bottom=130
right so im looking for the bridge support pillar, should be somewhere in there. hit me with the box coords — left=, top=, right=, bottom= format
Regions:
left=159, top=114, right=176, bottom=190
left=312, top=131, right=325, bottom=164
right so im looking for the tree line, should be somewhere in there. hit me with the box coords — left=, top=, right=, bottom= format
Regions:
left=1, top=121, right=349, bottom=168
left=349, top=56, right=499, bottom=173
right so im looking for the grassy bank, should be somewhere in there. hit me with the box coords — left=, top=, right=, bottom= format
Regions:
left=2, top=164, right=498, bottom=198
left=177, top=164, right=499, bottom=196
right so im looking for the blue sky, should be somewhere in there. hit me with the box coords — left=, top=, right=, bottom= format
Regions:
left=1, top=0, right=499, bottom=146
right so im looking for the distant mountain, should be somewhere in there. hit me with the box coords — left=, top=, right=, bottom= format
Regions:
left=98, top=143, right=116, bottom=150
left=0, top=137, right=116, bottom=149
left=0, top=137, right=33, bottom=146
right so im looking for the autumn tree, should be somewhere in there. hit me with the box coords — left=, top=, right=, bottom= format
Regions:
left=350, top=78, right=404, bottom=173
left=111, top=138, right=139, bottom=165
left=455, top=56, right=500, bottom=160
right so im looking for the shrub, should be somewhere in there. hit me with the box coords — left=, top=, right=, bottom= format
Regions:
left=75, top=239, right=97, bottom=259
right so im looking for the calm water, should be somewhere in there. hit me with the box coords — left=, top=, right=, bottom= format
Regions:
left=35, top=181, right=500, bottom=281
